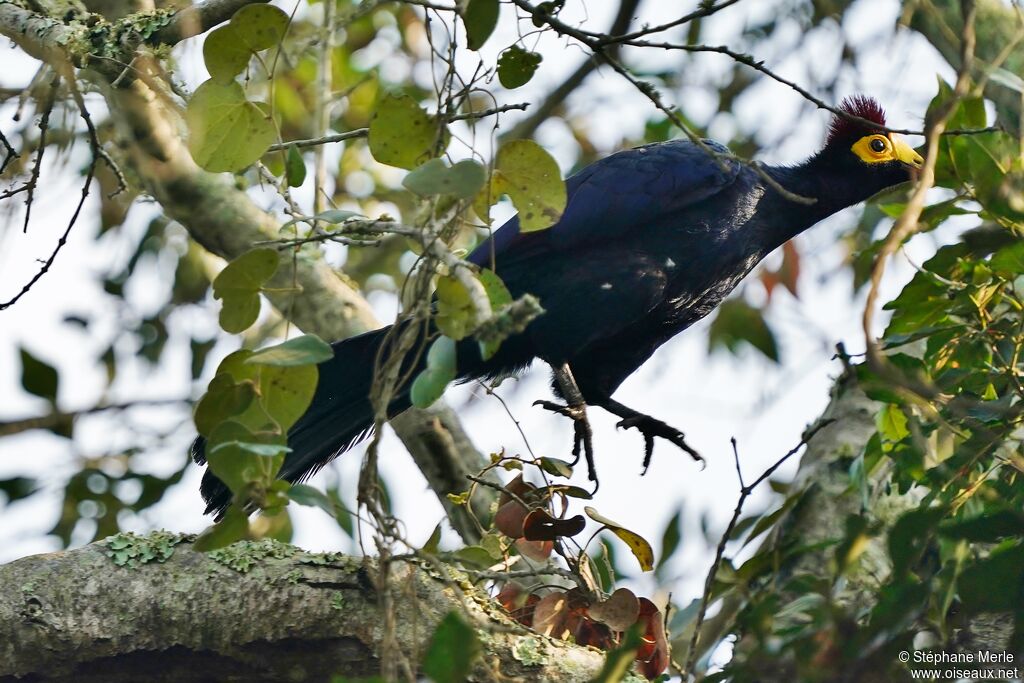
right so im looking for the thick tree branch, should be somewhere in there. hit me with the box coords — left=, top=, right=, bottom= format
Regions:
left=0, top=536, right=605, bottom=681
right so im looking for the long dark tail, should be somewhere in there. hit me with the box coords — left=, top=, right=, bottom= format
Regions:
left=193, top=326, right=415, bottom=517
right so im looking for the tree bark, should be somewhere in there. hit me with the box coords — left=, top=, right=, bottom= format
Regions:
left=728, top=375, right=1015, bottom=682
left=0, top=535, right=605, bottom=682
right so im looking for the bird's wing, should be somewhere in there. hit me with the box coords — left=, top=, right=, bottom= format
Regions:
left=468, top=139, right=740, bottom=266
left=467, top=140, right=741, bottom=365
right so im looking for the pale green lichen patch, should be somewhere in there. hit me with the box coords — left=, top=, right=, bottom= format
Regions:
left=208, top=538, right=298, bottom=573
left=512, top=636, right=547, bottom=667
left=297, top=550, right=349, bottom=566
left=330, top=592, right=345, bottom=611
left=102, top=530, right=188, bottom=568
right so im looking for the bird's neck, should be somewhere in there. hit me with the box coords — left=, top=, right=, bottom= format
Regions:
left=758, top=153, right=873, bottom=246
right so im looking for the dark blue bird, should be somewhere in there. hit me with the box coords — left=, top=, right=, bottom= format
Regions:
left=196, top=95, right=923, bottom=515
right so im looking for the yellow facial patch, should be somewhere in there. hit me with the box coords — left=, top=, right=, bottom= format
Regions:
left=851, top=133, right=924, bottom=168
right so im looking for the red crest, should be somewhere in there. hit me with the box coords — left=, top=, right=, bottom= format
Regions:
left=826, top=95, right=887, bottom=143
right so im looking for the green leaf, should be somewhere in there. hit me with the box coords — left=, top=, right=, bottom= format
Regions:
left=958, top=541, right=1024, bottom=613
left=436, top=275, right=476, bottom=340
left=193, top=506, right=250, bottom=551
left=258, top=363, right=318, bottom=431
left=585, top=506, right=654, bottom=572
left=889, top=507, right=946, bottom=577
left=497, top=45, right=542, bottom=89
left=403, top=158, right=486, bottom=198
left=939, top=510, right=1024, bottom=542
left=990, top=241, right=1024, bottom=275
left=231, top=4, right=289, bottom=51
left=876, top=403, right=909, bottom=442
left=19, top=348, right=58, bottom=404
left=209, top=440, right=292, bottom=457
left=476, top=268, right=515, bottom=359
left=212, top=248, right=280, bottom=334
left=656, top=508, right=683, bottom=575
left=246, top=334, right=334, bottom=367
left=478, top=268, right=513, bottom=308
left=202, top=25, right=251, bottom=81
left=463, top=0, right=499, bottom=50
left=421, top=522, right=443, bottom=554
left=410, top=337, right=457, bottom=409
left=486, top=140, right=565, bottom=232
left=426, top=334, right=457, bottom=375
left=186, top=80, right=277, bottom=173
left=538, top=457, right=573, bottom=478
left=422, top=612, right=481, bottom=683
left=206, top=420, right=286, bottom=495
left=368, top=93, right=449, bottom=170
left=990, top=67, right=1024, bottom=93
left=707, top=298, right=779, bottom=362
left=285, top=144, right=306, bottom=187
left=288, top=483, right=340, bottom=519
left=194, top=373, right=257, bottom=437
left=0, top=477, right=38, bottom=503
left=590, top=624, right=643, bottom=683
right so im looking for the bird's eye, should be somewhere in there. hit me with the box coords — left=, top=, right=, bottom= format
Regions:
left=869, top=137, right=887, bottom=153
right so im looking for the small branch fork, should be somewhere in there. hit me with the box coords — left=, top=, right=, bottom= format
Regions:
left=683, top=419, right=835, bottom=678
left=0, top=68, right=122, bottom=311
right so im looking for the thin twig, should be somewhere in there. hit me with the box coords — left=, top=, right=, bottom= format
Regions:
left=0, top=398, right=189, bottom=437
left=862, top=0, right=977, bottom=399
left=684, top=419, right=835, bottom=676
left=266, top=103, right=529, bottom=152
left=0, top=129, right=16, bottom=175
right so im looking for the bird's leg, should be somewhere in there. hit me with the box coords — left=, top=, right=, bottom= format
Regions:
left=599, top=398, right=704, bottom=474
left=533, top=362, right=597, bottom=485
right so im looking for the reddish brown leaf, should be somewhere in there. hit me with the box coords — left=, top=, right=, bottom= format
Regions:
left=497, top=583, right=540, bottom=627
left=588, top=587, right=641, bottom=632
left=498, top=473, right=534, bottom=506
left=533, top=592, right=571, bottom=638
left=635, top=597, right=669, bottom=680
left=522, top=508, right=586, bottom=541
left=514, top=537, right=553, bottom=561
left=573, top=617, right=615, bottom=650
left=779, top=240, right=801, bottom=298
left=494, top=499, right=529, bottom=539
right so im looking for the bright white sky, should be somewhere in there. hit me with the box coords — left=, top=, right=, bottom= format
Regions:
left=0, top=0, right=962, bottom=649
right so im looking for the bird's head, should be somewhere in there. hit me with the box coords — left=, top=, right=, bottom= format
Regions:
left=816, top=95, right=924, bottom=195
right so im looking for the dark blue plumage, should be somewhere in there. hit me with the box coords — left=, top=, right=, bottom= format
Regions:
left=197, top=97, right=923, bottom=514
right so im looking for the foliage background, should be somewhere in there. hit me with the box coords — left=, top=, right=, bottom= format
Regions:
left=0, top=0, right=1021, bottom=678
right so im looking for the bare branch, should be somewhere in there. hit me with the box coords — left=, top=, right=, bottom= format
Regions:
left=683, top=418, right=836, bottom=677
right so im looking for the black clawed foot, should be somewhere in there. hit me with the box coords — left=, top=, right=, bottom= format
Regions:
left=615, top=414, right=704, bottom=474
left=533, top=399, right=598, bottom=488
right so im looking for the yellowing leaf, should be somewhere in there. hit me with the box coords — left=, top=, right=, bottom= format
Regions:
left=231, top=4, right=289, bottom=51
left=585, top=505, right=655, bottom=572
left=435, top=275, right=476, bottom=340
left=259, top=363, right=318, bottom=432
left=487, top=140, right=565, bottom=232
left=203, top=25, right=251, bottom=81
left=368, top=93, right=449, bottom=170
left=187, top=80, right=277, bottom=173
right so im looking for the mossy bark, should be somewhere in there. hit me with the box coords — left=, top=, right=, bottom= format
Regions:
left=0, top=536, right=605, bottom=682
